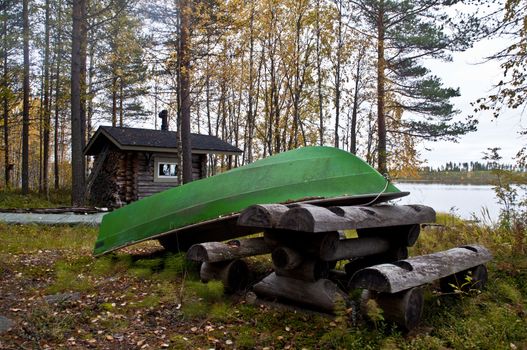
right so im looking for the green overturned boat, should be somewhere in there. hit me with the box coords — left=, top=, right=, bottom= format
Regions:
left=94, top=146, right=407, bottom=256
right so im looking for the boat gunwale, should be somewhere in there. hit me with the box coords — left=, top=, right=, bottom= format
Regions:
left=93, top=191, right=409, bottom=256
left=99, top=171, right=395, bottom=240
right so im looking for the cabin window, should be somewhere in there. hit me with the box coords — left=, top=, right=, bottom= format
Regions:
left=154, top=157, right=178, bottom=182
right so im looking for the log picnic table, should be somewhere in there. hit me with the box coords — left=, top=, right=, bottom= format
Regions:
left=186, top=203, right=492, bottom=331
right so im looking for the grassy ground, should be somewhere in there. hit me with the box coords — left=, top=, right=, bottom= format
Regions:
left=0, top=214, right=526, bottom=349
left=0, top=190, right=71, bottom=209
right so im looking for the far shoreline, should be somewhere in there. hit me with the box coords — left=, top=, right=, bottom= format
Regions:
left=394, top=170, right=526, bottom=186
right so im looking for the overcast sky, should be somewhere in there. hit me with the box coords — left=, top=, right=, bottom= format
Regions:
left=421, top=37, right=525, bottom=167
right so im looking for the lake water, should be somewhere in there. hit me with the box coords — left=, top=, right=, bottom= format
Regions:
left=392, top=183, right=502, bottom=222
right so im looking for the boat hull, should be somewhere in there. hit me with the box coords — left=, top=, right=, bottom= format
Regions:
left=94, top=147, right=405, bottom=256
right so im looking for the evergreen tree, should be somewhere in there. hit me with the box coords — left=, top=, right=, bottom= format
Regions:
left=97, top=1, right=149, bottom=127
left=21, top=0, right=30, bottom=194
left=71, top=0, right=87, bottom=205
left=350, top=0, right=477, bottom=173
left=0, top=0, right=22, bottom=189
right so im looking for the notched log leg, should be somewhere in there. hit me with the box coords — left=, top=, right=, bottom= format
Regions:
left=200, top=259, right=249, bottom=293
left=362, top=287, right=424, bottom=331
left=271, top=247, right=330, bottom=282
left=345, top=245, right=409, bottom=277
left=264, top=230, right=340, bottom=256
left=319, top=234, right=392, bottom=261
left=237, top=204, right=290, bottom=228
left=272, top=246, right=304, bottom=270
left=439, top=264, right=488, bottom=294
left=187, top=237, right=272, bottom=263
left=357, top=224, right=421, bottom=247
left=274, top=259, right=330, bottom=282
left=253, top=273, right=348, bottom=313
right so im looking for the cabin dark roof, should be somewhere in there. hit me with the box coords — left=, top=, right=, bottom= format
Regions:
left=84, top=126, right=242, bottom=155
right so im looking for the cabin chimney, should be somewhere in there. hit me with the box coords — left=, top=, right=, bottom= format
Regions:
left=159, top=110, right=168, bottom=131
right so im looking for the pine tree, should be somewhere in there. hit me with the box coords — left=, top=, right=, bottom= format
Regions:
left=21, top=0, right=30, bottom=194
left=71, top=0, right=87, bottom=205
left=97, top=2, right=149, bottom=127
left=350, top=0, right=477, bottom=174
left=0, top=0, right=22, bottom=189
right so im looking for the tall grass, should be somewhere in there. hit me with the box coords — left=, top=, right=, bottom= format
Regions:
left=414, top=212, right=526, bottom=260
left=0, top=189, right=71, bottom=208
left=0, top=223, right=97, bottom=254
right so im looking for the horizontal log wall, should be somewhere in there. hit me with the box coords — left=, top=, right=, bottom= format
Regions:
left=137, top=153, right=207, bottom=200
left=137, top=152, right=177, bottom=200
left=89, top=149, right=208, bottom=205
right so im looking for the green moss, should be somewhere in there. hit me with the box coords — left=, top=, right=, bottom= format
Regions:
left=169, top=334, right=194, bottom=350
left=155, top=253, right=193, bottom=280
left=185, top=280, right=224, bottom=303
left=135, top=295, right=161, bottom=308
left=45, top=257, right=97, bottom=293
left=234, top=326, right=257, bottom=349
left=209, top=302, right=231, bottom=321
left=235, top=304, right=257, bottom=319
left=154, top=281, right=180, bottom=304
left=98, top=317, right=129, bottom=332
left=129, top=267, right=155, bottom=279
left=181, top=301, right=208, bottom=319
left=46, top=267, right=93, bottom=293
left=318, top=328, right=366, bottom=349
left=494, top=280, right=523, bottom=305
left=107, top=252, right=195, bottom=281
left=100, top=302, right=115, bottom=311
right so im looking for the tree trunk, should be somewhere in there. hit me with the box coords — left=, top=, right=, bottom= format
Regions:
left=205, top=35, right=212, bottom=135
left=350, top=47, right=364, bottom=155
left=376, top=0, right=387, bottom=174
left=119, top=77, right=123, bottom=127
left=246, top=3, right=255, bottom=163
left=71, top=0, right=86, bottom=206
left=112, top=76, right=117, bottom=126
left=334, top=0, right=342, bottom=149
left=269, top=43, right=277, bottom=154
left=39, top=67, right=44, bottom=193
left=2, top=4, right=10, bottom=188
left=42, top=0, right=51, bottom=195
left=53, top=0, right=63, bottom=190
left=291, top=9, right=303, bottom=149
left=21, top=0, right=30, bottom=194
left=80, top=0, right=87, bottom=150
left=316, top=0, right=324, bottom=146
left=87, top=35, right=95, bottom=138
left=180, top=0, right=192, bottom=184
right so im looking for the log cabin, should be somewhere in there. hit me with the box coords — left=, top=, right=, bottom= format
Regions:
left=84, top=120, right=242, bottom=207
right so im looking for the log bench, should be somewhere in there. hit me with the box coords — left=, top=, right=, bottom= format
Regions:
left=187, top=203, right=492, bottom=331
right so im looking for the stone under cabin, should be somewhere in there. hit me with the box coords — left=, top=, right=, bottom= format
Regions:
left=84, top=116, right=242, bottom=207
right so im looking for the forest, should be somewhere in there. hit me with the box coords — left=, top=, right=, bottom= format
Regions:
left=1, top=2, right=527, bottom=348
left=0, top=0, right=525, bottom=205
